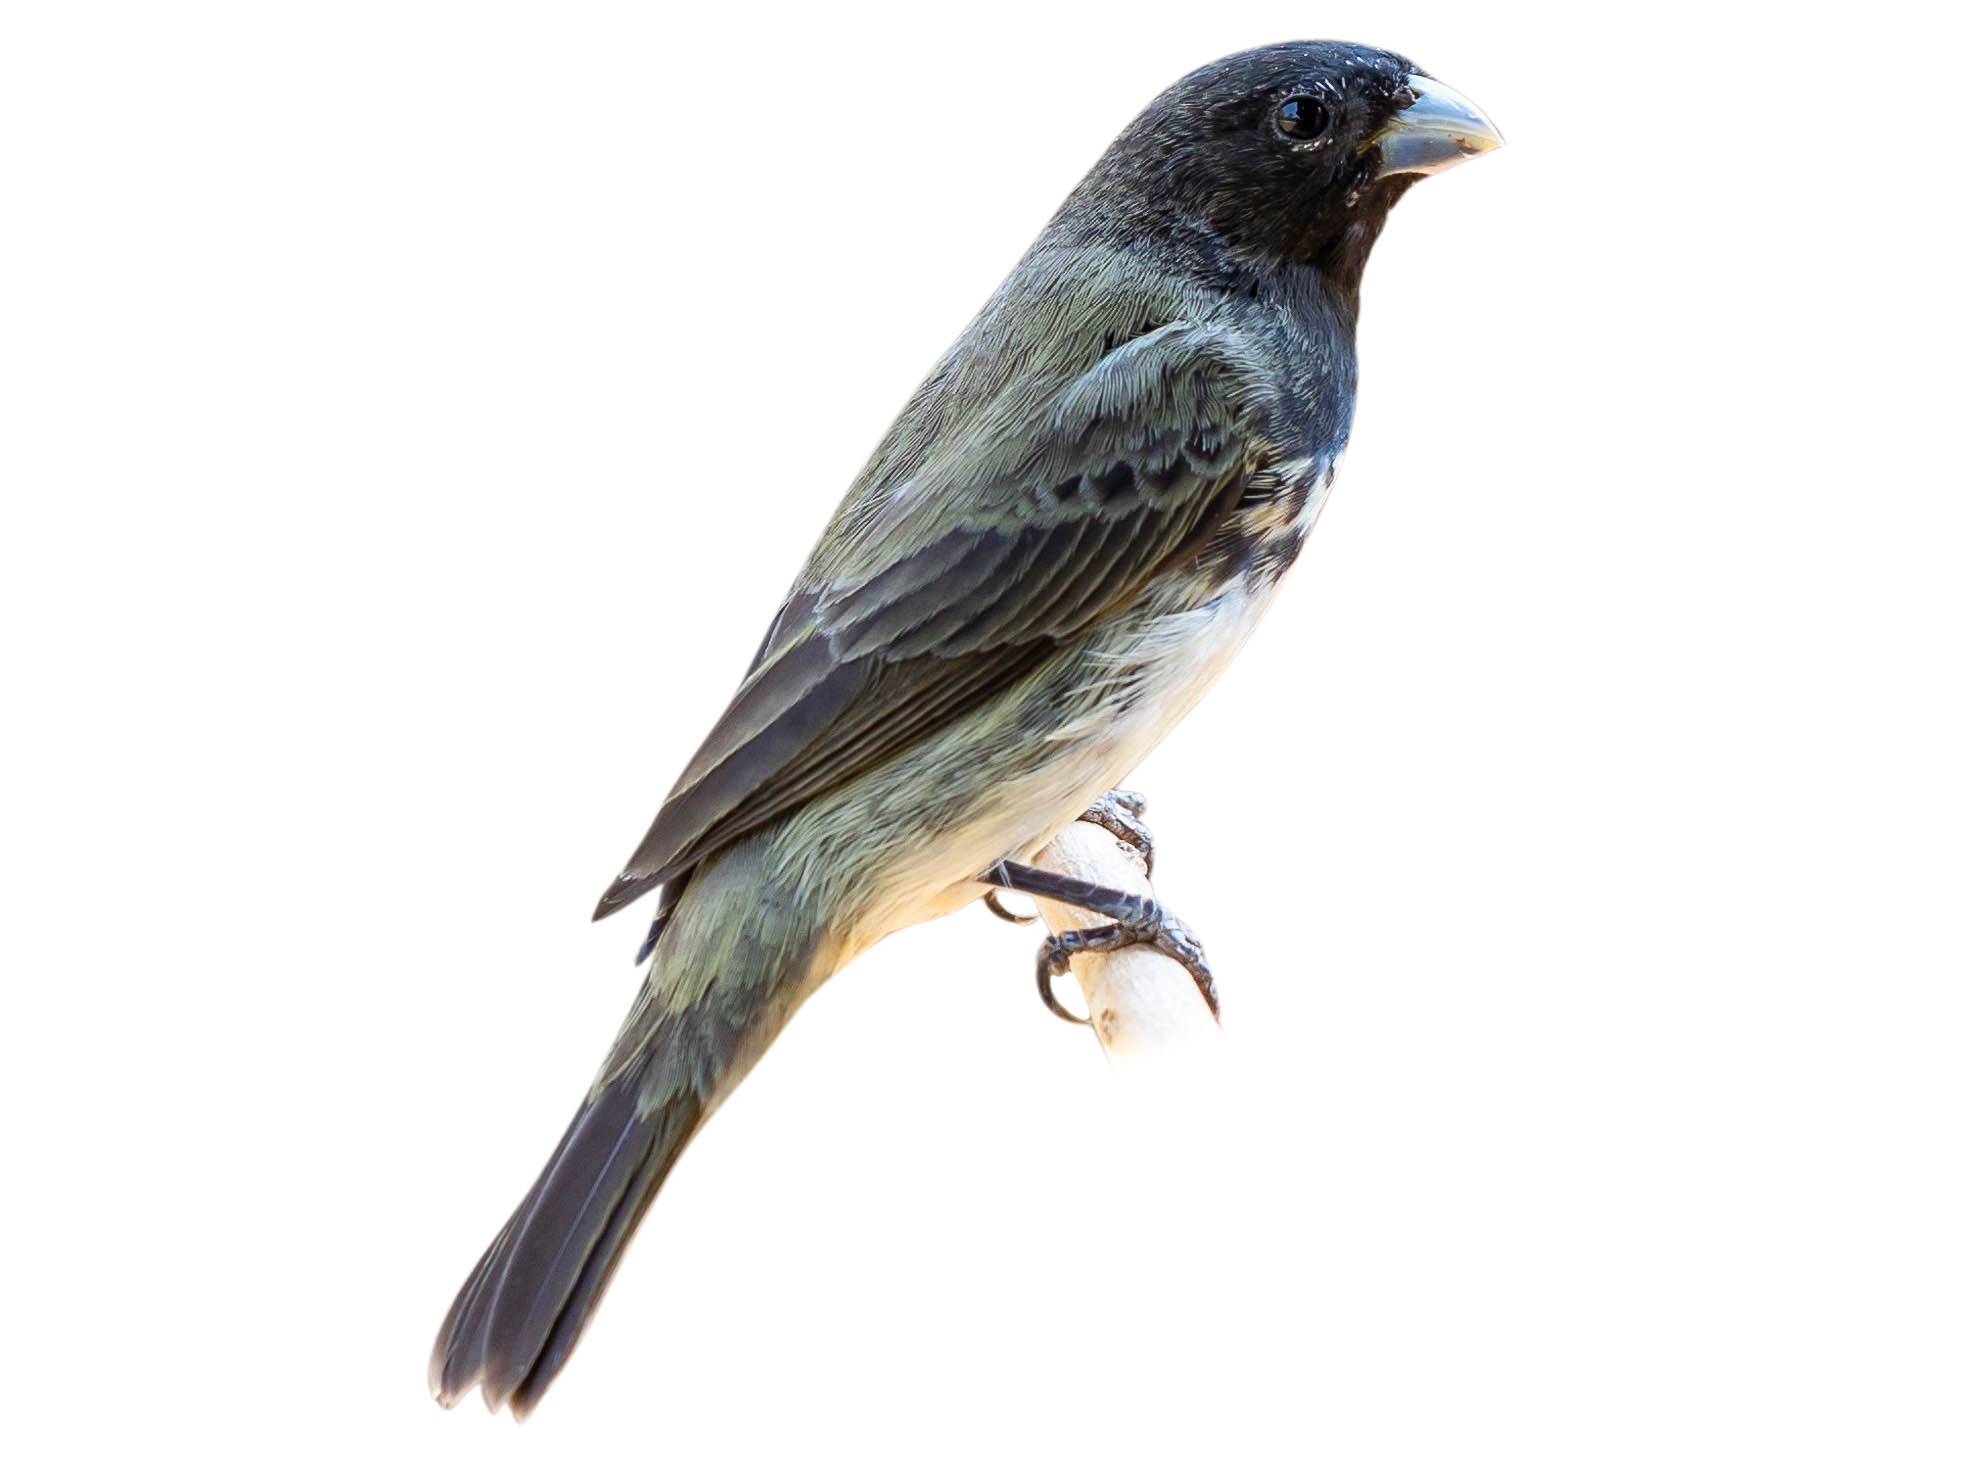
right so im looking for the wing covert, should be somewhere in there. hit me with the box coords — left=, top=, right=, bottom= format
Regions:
left=594, top=320, right=1271, bottom=917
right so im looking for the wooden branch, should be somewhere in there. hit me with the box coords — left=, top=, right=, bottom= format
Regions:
left=1025, top=820, right=1223, bottom=1060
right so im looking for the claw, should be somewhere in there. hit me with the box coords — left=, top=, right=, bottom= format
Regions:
left=981, top=845, right=1219, bottom=1029
left=1036, top=940, right=1093, bottom=1025
left=1034, top=907, right=1219, bottom=1025
left=984, top=890, right=1035, bottom=925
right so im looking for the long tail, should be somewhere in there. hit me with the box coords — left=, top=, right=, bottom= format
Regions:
left=428, top=1059, right=702, bottom=1417
left=430, top=854, right=827, bottom=1417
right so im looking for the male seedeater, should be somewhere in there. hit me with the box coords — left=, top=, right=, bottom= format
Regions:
left=432, top=40, right=1500, bottom=1416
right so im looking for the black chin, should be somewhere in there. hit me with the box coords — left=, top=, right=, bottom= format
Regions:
left=1307, top=171, right=1413, bottom=293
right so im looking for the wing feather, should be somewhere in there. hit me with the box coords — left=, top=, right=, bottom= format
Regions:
left=594, top=320, right=1268, bottom=918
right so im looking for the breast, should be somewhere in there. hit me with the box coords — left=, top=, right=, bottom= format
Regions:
left=840, top=453, right=1348, bottom=939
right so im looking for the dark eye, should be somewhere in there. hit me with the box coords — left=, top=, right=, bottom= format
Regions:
left=1274, top=95, right=1333, bottom=144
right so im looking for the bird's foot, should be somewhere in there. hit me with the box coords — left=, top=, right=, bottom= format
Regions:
left=980, top=858, right=1218, bottom=1026
left=1076, top=787, right=1155, bottom=876
left=1038, top=910, right=1218, bottom=1026
left=980, top=789, right=1156, bottom=927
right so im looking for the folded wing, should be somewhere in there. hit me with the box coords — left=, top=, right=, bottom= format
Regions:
left=594, top=321, right=1270, bottom=918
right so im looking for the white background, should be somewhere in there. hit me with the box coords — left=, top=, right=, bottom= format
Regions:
left=4, top=2, right=1956, bottom=1466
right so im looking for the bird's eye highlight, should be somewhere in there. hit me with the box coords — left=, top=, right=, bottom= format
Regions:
left=1274, top=96, right=1333, bottom=144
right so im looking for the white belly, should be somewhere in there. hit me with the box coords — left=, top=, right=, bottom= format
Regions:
left=992, top=452, right=1340, bottom=860
left=1040, top=580, right=1272, bottom=814
left=837, top=456, right=1340, bottom=946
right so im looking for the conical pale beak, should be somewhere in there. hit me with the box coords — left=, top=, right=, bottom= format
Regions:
left=1373, top=75, right=1503, bottom=177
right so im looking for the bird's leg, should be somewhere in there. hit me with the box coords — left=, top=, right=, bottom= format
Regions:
left=980, top=790, right=1153, bottom=925
left=1075, top=788, right=1155, bottom=876
left=979, top=858, right=1218, bottom=1025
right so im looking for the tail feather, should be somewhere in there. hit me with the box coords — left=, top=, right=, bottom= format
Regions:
left=517, top=1112, right=685, bottom=1407
left=433, top=835, right=828, bottom=1417
left=429, top=1063, right=703, bottom=1417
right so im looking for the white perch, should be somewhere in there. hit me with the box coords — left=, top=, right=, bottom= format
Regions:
left=1024, top=819, right=1224, bottom=1060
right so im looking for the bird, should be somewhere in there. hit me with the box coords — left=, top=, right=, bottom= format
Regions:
left=430, top=39, right=1500, bottom=1417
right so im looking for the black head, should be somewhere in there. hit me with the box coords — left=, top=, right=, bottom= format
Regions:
left=1072, top=41, right=1500, bottom=286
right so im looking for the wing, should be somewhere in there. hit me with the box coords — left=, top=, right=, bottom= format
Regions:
left=594, top=319, right=1272, bottom=918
